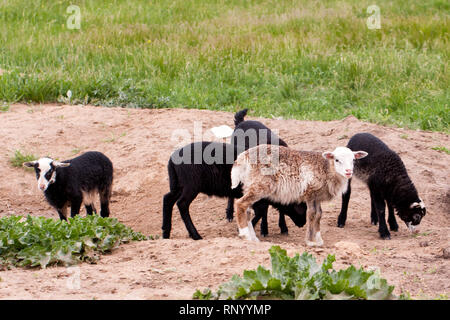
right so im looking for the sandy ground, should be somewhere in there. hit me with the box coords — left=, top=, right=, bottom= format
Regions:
left=0, top=104, right=448, bottom=300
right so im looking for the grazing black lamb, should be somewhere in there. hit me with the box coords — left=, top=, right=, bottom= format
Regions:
left=228, top=109, right=307, bottom=236
left=24, top=151, right=113, bottom=220
left=162, top=141, right=306, bottom=240
left=337, top=133, right=426, bottom=239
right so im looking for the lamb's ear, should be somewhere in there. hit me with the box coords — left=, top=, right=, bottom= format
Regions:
left=322, top=151, right=334, bottom=160
left=23, top=161, right=37, bottom=168
left=410, top=202, right=421, bottom=209
left=52, top=161, right=70, bottom=168
left=410, top=201, right=425, bottom=209
left=353, top=151, right=368, bottom=159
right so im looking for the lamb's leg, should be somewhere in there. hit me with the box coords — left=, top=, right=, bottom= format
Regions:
left=370, top=196, right=379, bottom=225
left=251, top=206, right=263, bottom=227
left=306, top=200, right=323, bottom=246
left=70, top=196, right=83, bottom=218
left=85, top=205, right=96, bottom=215
left=278, top=212, right=288, bottom=235
left=387, top=201, right=398, bottom=231
left=235, top=187, right=262, bottom=241
left=313, top=202, right=324, bottom=245
left=57, top=204, right=69, bottom=221
left=99, top=186, right=112, bottom=218
left=176, top=190, right=202, bottom=240
left=226, top=197, right=234, bottom=222
left=305, top=200, right=318, bottom=246
left=251, top=200, right=269, bottom=237
left=337, top=178, right=351, bottom=227
left=370, top=188, right=390, bottom=239
left=162, top=189, right=182, bottom=239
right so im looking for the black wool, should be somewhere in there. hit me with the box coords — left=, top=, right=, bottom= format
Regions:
left=162, top=141, right=306, bottom=240
left=337, top=133, right=426, bottom=239
left=36, top=151, right=113, bottom=220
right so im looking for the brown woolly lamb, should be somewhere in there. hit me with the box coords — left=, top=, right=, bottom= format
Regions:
left=231, top=145, right=368, bottom=246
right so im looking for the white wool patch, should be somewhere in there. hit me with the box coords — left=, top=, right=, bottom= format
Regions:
left=306, top=232, right=324, bottom=247
left=419, top=200, right=425, bottom=209
left=315, top=231, right=324, bottom=246
left=247, top=221, right=259, bottom=242
left=330, top=147, right=357, bottom=178
left=210, top=125, right=234, bottom=139
left=231, top=165, right=241, bottom=189
left=231, top=158, right=250, bottom=189
left=36, top=158, right=55, bottom=191
left=238, top=223, right=259, bottom=242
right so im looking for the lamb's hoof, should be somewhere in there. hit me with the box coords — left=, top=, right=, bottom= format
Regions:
left=227, top=218, right=233, bottom=222
left=337, top=223, right=345, bottom=228
left=390, top=227, right=399, bottom=232
left=280, top=231, right=289, bottom=236
left=239, top=226, right=259, bottom=242
left=240, top=235, right=260, bottom=242
left=371, top=220, right=378, bottom=226
left=191, top=234, right=203, bottom=240
left=261, top=233, right=268, bottom=237
left=306, top=241, right=317, bottom=247
left=380, top=234, right=391, bottom=240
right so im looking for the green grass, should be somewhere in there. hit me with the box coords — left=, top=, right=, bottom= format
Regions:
left=9, top=150, right=36, bottom=168
left=0, top=0, right=448, bottom=132
left=431, top=146, right=450, bottom=154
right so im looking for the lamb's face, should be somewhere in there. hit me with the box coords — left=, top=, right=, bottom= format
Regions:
left=322, top=147, right=368, bottom=179
left=399, top=199, right=426, bottom=231
left=23, top=158, right=70, bottom=191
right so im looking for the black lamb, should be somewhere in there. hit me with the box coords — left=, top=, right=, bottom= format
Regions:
left=337, top=133, right=426, bottom=239
left=229, top=109, right=307, bottom=236
left=24, top=151, right=113, bottom=220
left=162, top=141, right=306, bottom=240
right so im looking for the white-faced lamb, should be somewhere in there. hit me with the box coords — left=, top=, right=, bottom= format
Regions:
left=161, top=141, right=306, bottom=240
left=337, top=132, right=426, bottom=239
left=23, top=151, right=113, bottom=220
left=231, top=144, right=368, bottom=245
left=228, top=108, right=307, bottom=236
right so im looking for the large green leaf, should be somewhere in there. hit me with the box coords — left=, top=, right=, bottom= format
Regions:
left=0, top=215, right=148, bottom=269
left=195, top=245, right=396, bottom=300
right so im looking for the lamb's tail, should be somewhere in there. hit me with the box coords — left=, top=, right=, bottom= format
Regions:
left=231, top=165, right=242, bottom=189
left=167, top=159, right=179, bottom=192
left=234, top=109, right=248, bottom=127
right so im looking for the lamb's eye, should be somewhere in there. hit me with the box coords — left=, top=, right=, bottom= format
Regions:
left=44, top=170, right=53, bottom=180
left=335, top=159, right=339, bottom=163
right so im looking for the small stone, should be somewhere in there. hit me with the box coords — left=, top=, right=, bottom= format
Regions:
left=419, top=241, right=429, bottom=247
left=443, top=247, right=450, bottom=259
left=334, top=241, right=363, bottom=256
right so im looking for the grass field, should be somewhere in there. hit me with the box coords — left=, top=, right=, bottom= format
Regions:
left=0, top=0, right=448, bottom=131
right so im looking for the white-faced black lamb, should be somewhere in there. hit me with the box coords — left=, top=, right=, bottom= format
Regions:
left=337, top=133, right=426, bottom=239
left=161, top=141, right=306, bottom=240
left=23, top=151, right=113, bottom=220
left=228, top=109, right=307, bottom=236
left=231, top=145, right=368, bottom=245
